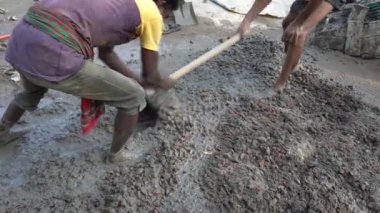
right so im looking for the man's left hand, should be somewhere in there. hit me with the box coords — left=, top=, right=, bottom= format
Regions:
left=140, top=74, right=175, bottom=90
left=281, top=23, right=308, bottom=46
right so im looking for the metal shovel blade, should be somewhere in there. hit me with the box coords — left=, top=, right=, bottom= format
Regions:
left=173, top=2, right=198, bottom=26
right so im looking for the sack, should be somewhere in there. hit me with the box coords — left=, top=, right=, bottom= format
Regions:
left=310, top=2, right=380, bottom=59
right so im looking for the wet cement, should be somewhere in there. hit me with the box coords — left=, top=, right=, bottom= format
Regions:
left=0, top=34, right=379, bottom=212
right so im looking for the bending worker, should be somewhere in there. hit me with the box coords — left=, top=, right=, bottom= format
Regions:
left=0, top=0, right=178, bottom=162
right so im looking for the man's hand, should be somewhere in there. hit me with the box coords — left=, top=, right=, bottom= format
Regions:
left=157, top=77, right=175, bottom=90
left=275, top=0, right=333, bottom=94
left=140, top=73, right=175, bottom=90
left=238, top=19, right=251, bottom=38
left=237, top=0, right=272, bottom=38
left=281, top=23, right=308, bottom=46
left=141, top=48, right=175, bottom=90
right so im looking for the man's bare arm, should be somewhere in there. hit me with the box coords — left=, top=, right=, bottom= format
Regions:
left=140, top=48, right=173, bottom=89
left=141, top=48, right=159, bottom=82
left=302, top=0, right=334, bottom=32
left=239, top=0, right=272, bottom=36
left=276, top=0, right=334, bottom=92
left=283, top=0, right=333, bottom=44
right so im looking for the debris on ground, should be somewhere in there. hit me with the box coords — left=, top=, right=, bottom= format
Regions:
left=0, top=43, right=6, bottom=52
left=3, top=68, right=20, bottom=82
left=311, top=2, right=380, bottom=59
left=0, top=8, right=8, bottom=15
left=7, top=16, right=17, bottom=21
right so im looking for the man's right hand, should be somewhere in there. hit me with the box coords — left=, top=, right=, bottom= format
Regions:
left=237, top=0, right=272, bottom=38
left=281, top=23, right=308, bottom=46
left=140, top=74, right=175, bottom=90
left=140, top=48, right=175, bottom=90
left=238, top=19, right=251, bottom=38
left=157, top=77, right=175, bottom=90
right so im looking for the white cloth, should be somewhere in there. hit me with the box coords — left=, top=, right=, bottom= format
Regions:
left=210, top=0, right=296, bottom=18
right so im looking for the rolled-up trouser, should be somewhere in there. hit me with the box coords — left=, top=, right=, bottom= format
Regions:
left=14, top=60, right=146, bottom=115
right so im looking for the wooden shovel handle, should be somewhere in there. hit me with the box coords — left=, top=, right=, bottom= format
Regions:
left=169, top=33, right=241, bottom=81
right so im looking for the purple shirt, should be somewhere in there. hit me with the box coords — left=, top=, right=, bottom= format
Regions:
left=5, top=0, right=141, bottom=82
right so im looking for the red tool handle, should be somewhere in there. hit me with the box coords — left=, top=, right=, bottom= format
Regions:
left=0, top=34, right=11, bottom=41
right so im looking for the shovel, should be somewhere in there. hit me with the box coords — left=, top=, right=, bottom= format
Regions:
left=164, top=1, right=198, bottom=34
left=173, top=1, right=198, bottom=26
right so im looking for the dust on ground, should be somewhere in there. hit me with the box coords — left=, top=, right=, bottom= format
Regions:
left=0, top=34, right=379, bottom=212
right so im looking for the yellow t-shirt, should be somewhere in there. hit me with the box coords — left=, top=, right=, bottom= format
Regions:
left=135, top=0, right=163, bottom=51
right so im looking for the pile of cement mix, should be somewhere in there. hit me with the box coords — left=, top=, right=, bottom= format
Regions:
left=0, top=34, right=379, bottom=212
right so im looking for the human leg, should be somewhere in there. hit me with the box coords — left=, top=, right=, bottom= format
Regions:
left=24, top=61, right=146, bottom=161
left=283, top=0, right=306, bottom=52
left=0, top=74, right=47, bottom=145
